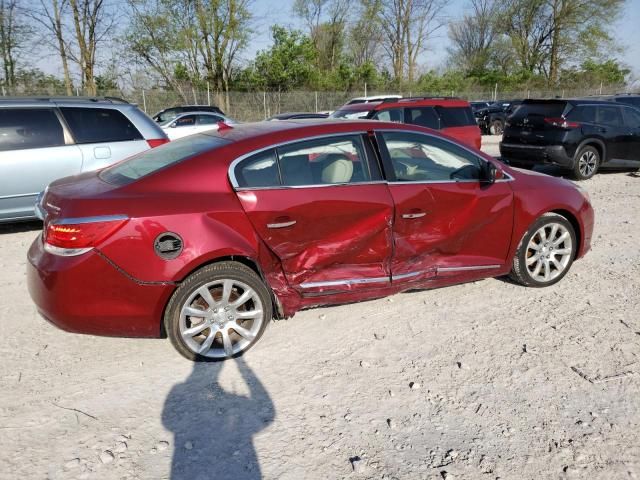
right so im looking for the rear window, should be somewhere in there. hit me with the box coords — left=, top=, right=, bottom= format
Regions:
left=0, top=108, right=65, bottom=151
left=60, top=107, right=143, bottom=144
left=436, top=106, right=476, bottom=127
left=511, top=101, right=567, bottom=120
left=99, top=135, right=229, bottom=185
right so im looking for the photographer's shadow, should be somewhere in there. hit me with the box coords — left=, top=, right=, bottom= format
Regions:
left=162, top=357, right=274, bottom=480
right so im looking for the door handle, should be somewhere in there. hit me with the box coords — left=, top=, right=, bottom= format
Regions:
left=267, top=219, right=296, bottom=229
left=402, top=212, right=427, bottom=219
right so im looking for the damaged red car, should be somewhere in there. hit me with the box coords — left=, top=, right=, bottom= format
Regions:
left=27, top=120, right=594, bottom=361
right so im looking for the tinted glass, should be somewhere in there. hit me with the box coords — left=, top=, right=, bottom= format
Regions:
left=60, top=107, right=142, bottom=143
left=381, top=131, right=481, bottom=182
left=236, top=149, right=279, bottom=188
left=623, top=107, right=640, bottom=127
left=197, top=115, right=222, bottom=125
left=615, top=97, right=640, bottom=107
left=596, top=106, right=623, bottom=126
left=174, top=115, right=196, bottom=127
left=406, top=107, right=439, bottom=129
left=278, top=135, right=372, bottom=186
left=511, top=101, right=566, bottom=120
left=372, top=108, right=404, bottom=122
left=0, top=108, right=65, bottom=151
left=566, top=105, right=597, bottom=123
left=437, top=106, right=476, bottom=127
left=329, top=109, right=371, bottom=119
left=100, top=135, right=229, bottom=185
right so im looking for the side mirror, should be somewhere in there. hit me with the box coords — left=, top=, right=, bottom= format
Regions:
left=482, top=161, right=502, bottom=184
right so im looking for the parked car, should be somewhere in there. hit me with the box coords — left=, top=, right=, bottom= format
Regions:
left=152, top=105, right=225, bottom=123
left=28, top=119, right=593, bottom=361
left=500, top=98, right=640, bottom=179
left=330, top=97, right=481, bottom=149
left=474, top=100, right=524, bottom=135
left=160, top=112, right=237, bottom=140
left=345, top=95, right=402, bottom=105
left=0, top=97, right=168, bottom=223
left=267, top=112, right=329, bottom=120
left=470, top=101, right=492, bottom=113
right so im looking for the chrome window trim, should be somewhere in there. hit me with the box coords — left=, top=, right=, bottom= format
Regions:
left=391, top=271, right=424, bottom=281
left=0, top=192, right=39, bottom=200
left=235, top=180, right=388, bottom=192
left=300, top=276, right=389, bottom=289
left=228, top=131, right=377, bottom=189
left=54, top=214, right=129, bottom=225
left=437, top=264, right=501, bottom=273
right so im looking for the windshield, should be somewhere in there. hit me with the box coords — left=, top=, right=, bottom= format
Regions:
left=329, top=109, right=372, bottom=119
left=100, top=134, right=230, bottom=185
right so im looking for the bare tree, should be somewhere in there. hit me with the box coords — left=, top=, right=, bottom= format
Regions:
left=67, top=0, right=115, bottom=95
left=29, top=0, right=74, bottom=95
left=0, top=0, right=31, bottom=87
left=378, top=0, right=445, bottom=86
left=348, top=0, right=383, bottom=68
left=448, top=0, right=499, bottom=74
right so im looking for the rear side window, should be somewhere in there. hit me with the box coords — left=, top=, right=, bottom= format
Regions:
left=0, top=108, right=65, bottom=151
left=236, top=150, right=280, bottom=187
left=197, top=115, right=223, bottom=125
left=406, top=107, right=439, bottom=129
left=100, top=135, right=229, bottom=185
left=436, top=106, right=476, bottom=127
left=566, top=105, right=597, bottom=123
left=60, top=107, right=143, bottom=144
left=596, top=106, right=623, bottom=126
left=623, top=107, right=640, bottom=128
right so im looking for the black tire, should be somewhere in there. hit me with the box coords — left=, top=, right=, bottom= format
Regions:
left=489, top=119, right=504, bottom=135
left=510, top=213, right=577, bottom=288
left=572, top=145, right=600, bottom=180
left=164, top=261, right=273, bottom=361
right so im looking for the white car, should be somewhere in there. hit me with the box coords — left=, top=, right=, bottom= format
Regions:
left=345, top=95, right=402, bottom=105
left=161, top=112, right=237, bottom=140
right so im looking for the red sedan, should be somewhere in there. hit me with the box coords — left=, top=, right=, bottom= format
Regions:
left=27, top=120, right=594, bottom=361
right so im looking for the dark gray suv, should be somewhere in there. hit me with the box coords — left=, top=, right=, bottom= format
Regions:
left=0, top=97, right=168, bottom=223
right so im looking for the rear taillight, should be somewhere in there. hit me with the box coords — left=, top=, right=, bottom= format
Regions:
left=147, top=138, right=169, bottom=148
left=544, top=117, right=580, bottom=129
left=44, top=216, right=128, bottom=256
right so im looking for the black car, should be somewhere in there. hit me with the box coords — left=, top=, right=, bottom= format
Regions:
left=500, top=98, right=640, bottom=180
left=474, top=100, right=523, bottom=135
left=588, top=93, right=640, bottom=109
left=470, top=101, right=492, bottom=112
left=267, top=112, right=329, bottom=121
left=152, top=105, right=225, bottom=123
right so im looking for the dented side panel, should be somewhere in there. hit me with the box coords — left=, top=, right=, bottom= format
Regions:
left=236, top=185, right=395, bottom=293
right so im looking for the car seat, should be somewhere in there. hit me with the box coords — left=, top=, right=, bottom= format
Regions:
left=321, top=155, right=353, bottom=184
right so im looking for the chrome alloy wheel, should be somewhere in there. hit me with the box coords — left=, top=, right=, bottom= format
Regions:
left=578, top=150, right=597, bottom=178
left=179, top=279, right=264, bottom=359
left=525, top=223, right=573, bottom=283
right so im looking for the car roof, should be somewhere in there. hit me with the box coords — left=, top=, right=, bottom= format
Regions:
left=336, top=97, right=471, bottom=112
left=0, top=97, right=135, bottom=109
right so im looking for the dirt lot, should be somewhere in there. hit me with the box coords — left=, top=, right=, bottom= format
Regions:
left=1, top=136, right=639, bottom=480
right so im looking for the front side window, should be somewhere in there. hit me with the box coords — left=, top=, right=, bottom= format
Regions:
left=0, top=108, right=65, bottom=151
left=405, top=107, right=439, bottom=129
left=60, top=107, right=143, bottom=144
left=381, top=131, right=482, bottom=182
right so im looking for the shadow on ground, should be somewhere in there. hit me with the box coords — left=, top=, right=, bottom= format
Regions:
left=0, top=220, right=41, bottom=235
left=162, top=357, right=274, bottom=480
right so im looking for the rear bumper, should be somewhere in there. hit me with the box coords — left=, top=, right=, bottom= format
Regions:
left=27, top=235, right=175, bottom=338
left=500, top=143, right=573, bottom=168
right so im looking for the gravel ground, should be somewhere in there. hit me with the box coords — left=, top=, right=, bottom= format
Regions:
left=1, top=136, right=639, bottom=480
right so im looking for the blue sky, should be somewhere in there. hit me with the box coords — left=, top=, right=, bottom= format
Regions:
left=247, top=0, right=640, bottom=78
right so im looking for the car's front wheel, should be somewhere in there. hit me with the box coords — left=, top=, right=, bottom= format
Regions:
left=164, top=262, right=272, bottom=361
left=572, top=145, right=599, bottom=180
left=510, top=213, right=577, bottom=287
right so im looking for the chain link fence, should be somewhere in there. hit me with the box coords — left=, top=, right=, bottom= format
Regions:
left=0, top=85, right=631, bottom=122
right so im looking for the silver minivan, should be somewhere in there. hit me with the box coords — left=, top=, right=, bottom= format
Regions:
left=0, top=97, right=168, bottom=223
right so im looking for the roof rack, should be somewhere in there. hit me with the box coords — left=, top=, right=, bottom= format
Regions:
left=393, top=96, right=462, bottom=103
left=0, top=96, right=129, bottom=104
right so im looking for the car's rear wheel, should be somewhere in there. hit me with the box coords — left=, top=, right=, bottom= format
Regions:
left=510, top=213, right=577, bottom=287
left=490, top=119, right=504, bottom=135
left=164, top=262, right=272, bottom=361
left=572, top=145, right=599, bottom=180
